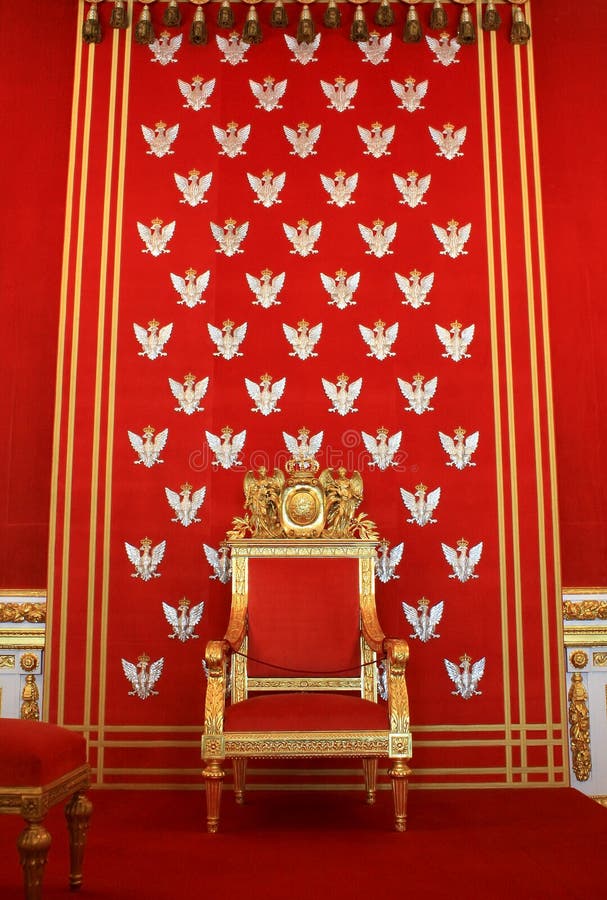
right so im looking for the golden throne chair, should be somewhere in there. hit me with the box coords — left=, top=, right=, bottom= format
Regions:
left=201, top=460, right=412, bottom=832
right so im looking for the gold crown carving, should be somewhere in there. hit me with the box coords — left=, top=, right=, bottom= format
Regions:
left=143, top=425, right=155, bottom=436
left=262, top=267, right=272, bottom=277
left=178, top=597, right=191, bottom=609
left=407, top=170, right=418, bottom=179
left=418, top=597, right=430, bottom=608
left=455, top=426, right=466, bottom=437
left=374, top=319, right=385, bottom=329
left=410, top=269, right=421, bottom=278
left=413, top=373, right=424, bottom=383
left=451, top=320, right=462, bottom=330
left=138, top=652, right=151, bottom=665
left=222, top=319, right=234, bottom=329
left=148, top=318, right=160, bottom=328
left=457, top=537, right=469, bottom=549
left=416, top=483, right=427, bottom=493
left=155, top=121, right=167, bottom=129
left=140, top=537, right=152, bottom=549
left=298, top=426, right=310, bottom=436
left=298, top=319, right=309, bottom=329
left=188, top=168, right=200, bottom=178
left=184, top=373, right=196, bottom=384
left=297, top=218, right=309, bottom=228
left=181, top=482, right=192, bottom=493
left=185, top=267, right=197, bottom=277
left=460, top=653, right=472, bottom=664
left=260, top=373, right=272, bottom=384
left=221, top=425, right=234, bottom=436
left=335, top=169, right=346, bottom=178
left=336, top=268, right=347, bottom=278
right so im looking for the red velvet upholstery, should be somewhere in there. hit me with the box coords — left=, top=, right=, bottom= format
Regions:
left=0, top=720, right=87, bottom=786
left=224, top=693, right=388, bottom=733
left=247, top=558, right=361, bottom=678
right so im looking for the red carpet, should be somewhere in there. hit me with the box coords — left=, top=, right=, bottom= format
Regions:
left=0, top=788, right=605, bottom=898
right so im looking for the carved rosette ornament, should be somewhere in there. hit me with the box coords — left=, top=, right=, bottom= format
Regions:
left=568, top=672, right=591, bottom=782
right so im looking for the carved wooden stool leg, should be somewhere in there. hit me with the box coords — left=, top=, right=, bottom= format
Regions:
left=17, top=819, right=51, bottom=900
left=65, top=791, right=92, bottom=891
left=203, top=759, right=225, bottom=833
left=233, top=758, right=248, bottom=804
left=362, top=757, right=378, bottom=805
left=388, top=758, right=411, bottom=832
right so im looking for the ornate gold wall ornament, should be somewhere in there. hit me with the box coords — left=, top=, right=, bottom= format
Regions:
left=0, top=602, right=46, bottom=623
left=20, top=652, right=38, bottom=671
left=570, top=650, right=589, bottom=669
left=593, top=652, right=607, bottom=666
left=563, top=599, right=607, bottom=620
left=568, top=673, right=591, bottom=782
left=20, top=674, right=40, bottom=720
left=0, top=655, right=15, bottom=669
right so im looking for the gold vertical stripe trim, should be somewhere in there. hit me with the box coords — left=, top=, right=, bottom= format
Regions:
left=84, top=27, right=121, bottom=735
left=57, top=38, right=97, bottom=726
left=476, top=14, right=512, bottom=781
left=44, top=3, right=85, bottom=721
left=524, top=3, right=568, bottom=780
left=513, top=46, right=554, bottom=780
left=490, top=30, right=527, bottom=774
left=97, top=2, right=134, bottom=781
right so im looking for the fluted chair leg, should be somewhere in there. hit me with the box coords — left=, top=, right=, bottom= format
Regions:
left=362, top=757, right=378, bottom=805
left=233, top=758, right=248, bottom=804
left=65, top=790, right=92, bottom=890
left=388, top=758, right=411, bottom=832
left=17, top=819, right=51, bottom=900
left=203, top=759, right=225, bottom=833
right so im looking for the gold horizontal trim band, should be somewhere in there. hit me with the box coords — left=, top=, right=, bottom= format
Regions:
left=564, top=629, right=607, bottom=646
left=229, top=540, right=377, bottom=559
left=247, top=677, right=361, bottom=692
left=0, top=635, right=45, bottom=649
left=89, top=781, right=566, bottom=793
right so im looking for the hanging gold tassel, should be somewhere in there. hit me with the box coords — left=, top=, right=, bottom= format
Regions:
left=457, top=6, right=475, bottom=44
left=189, top=5, right=208, bottom=44
left=323, top=0, right=341, bottom=29
left=403, top=5, right=422, bottom=43
left=163, top=0, right=181, bottom=27
left=297, top=5, right=315, bottom=44
left=217, top=0, right=234, bottom=29
left=482, top=1, right=501, bottom=31
left=83, top=3, right=103, bottom=44
left=242, top=5, right=262, bottom=44
left=350, top=5, right=369, bottom=42
left=135, top=4, right=155, bottom=44
left=110, top=0, right=129, bottom=29
left=429, top=1, right=448, bottom=30
left=374, top=0, right=394, bottom=28
left=271, top=0, right=289, bottom=28
left=510, top=6, right=530, bottom=45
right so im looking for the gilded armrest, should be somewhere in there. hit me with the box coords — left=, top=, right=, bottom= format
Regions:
left=383, top=638, right=410, bottom=737
left=203, top=640, right=230, bottom=738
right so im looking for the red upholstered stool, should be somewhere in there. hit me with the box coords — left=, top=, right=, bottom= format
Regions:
left=0, top=719, right=92, bottom=900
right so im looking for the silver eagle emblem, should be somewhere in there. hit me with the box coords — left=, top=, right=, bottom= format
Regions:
left=359, top=219, right=397, bottom=257
left=283, top=122, right=322, bottom=158
left=391, top=76, right=428, bottom=112
left=395, top=269, right=435, bottom=309
left=249, top=76, right=287, bottom=111
left=439, top=427, right=479, bottom=469
left=358, top=31, right=392, bottom=65
left=429, top=122, right=467, bottom=159
left=283, top=320, right=322, bottom=360
left=247, top=169, right=286, bottom=207
left=321, top=76, right=358, bottom=112
left=432, top=220, right=471, bottom=258
left=141, top=121, right=179, bottom=158
left=203, top=543, right=232, bottom=583
left=246, top=269, right=285, bottom=308
left=177, top=74, right=216, bottom=110
left=398, top=373, right=437, bottom=415
left=426, top=32, right=461, bottom=67
left=376, top=539, right=404, bottom=582
left=362, top=428, right=401, bottom=470
left=149, top=30, right=182, bottom=65
left=212, top=121, right=250, bottom=157
left=402, top=597, right=444, bottom=642
left=170, top=268, right=210, bottom=308
left=284, top=32, right=321, bottom=66
left=320, top=269, right=359, bottom=309
left=174, top=169, right=213, bottom=206
left=320, top=170, right=358, bottom=207
left=283, top=427, right=323, bottom=467
left=128, top=425, right=168, bottom=467
left=121, top=654, right=164, bottom=700
left=125, top=537, right=166, bottom=581
left=208, top=319, right=247, bottom=359
left=444, top=654, right=486, bottom=699
left=165, top=482, right=206, bottom=527
left=137, top=219, right=175, bottom=256
left=358, top=122, right=395, bottom=158
left=400, top=482, right=441, bottom=527
left=359, top=320, right=398, bottom=360
left=210, top=218, right=248, bottom=256
left=393, top=171, right=431, bottom=208
left=442, top=538, right=483, bottom=582
left=245, top=374, right=286, bottom=416
left=436, top=320, right=475, bottom=360
left=283, top=219, right=322, bottom=257
left=216, top=31, right=250, bottom=65
left=322, top=373, right=362, bottom=416
left=162, top=598, right=205, bottom=641
left=133, top=319, right=173, bottom=359
left=206, top=426, right=247, bottom=469
left=168, top=373, right=209, bottom=415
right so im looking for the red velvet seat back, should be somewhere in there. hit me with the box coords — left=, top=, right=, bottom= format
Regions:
left=246, top=557, right=361, bottom=679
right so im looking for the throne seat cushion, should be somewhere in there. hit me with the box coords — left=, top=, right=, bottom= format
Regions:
left=0, top=720, right=87, bottom=787
left=224, top=692, right=388, bottom=734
